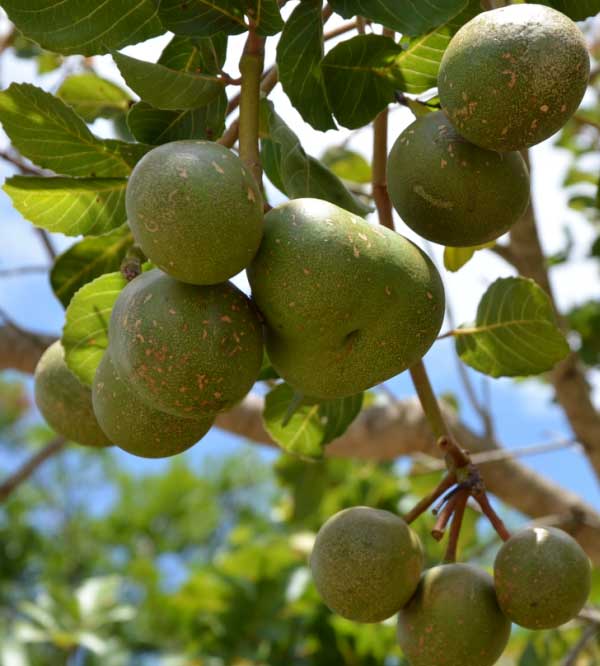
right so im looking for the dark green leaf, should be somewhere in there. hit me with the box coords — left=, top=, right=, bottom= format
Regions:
left=62, top=272, right=128, bottom=386
left=455, top=277, right=570, bottom=377
left=159, top=34, right=227, bottom=73
left=159, top=1, right=247, bottom=37
left=568, top=300, right=600, bottom=366
left=51, top=226, right=134, bottom=308
left=518, top=642, right=542, bottom=666
left=0, top=83, right=148, bottom=177
left=263, top=383, right=363, bottom=459
left=260, top=100, right=370, bottom=216
left=276, top=0, right=335, bottom=131
left=3, top=176, right=127, bottom=237
left=2, top=0, right=163, bottom=56
left=536, top=0, right=600, bottom=21
left=329, top=0, right=468, bottom=36
left=113, top=52, right=225, bottom=111
left=57, top=74, right=131, bottom=123
left=249, top=0, right=284, bottom=36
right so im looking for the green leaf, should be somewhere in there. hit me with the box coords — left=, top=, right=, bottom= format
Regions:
left=321, top=147, right=372, bottom=184
left=322, top=35, right=403, bottom=130
left=328, top=0, right=468, bottom=36
left=454, top=277, right=570, bottom=378
left=37, top=52, right=63, bottom=74
left=3, top=176, right=127, bottom=237
left=57, top=74, right=132, bottom=123
left=62, top=272, right=127, bottom=386
left=260, top=100, right=370, bottom=216
left=112, top=51, right=225, bottom=111
left=50, top=226, right=134, bottom=308
left=263, top=383, right=363, bottom=459
left=536, top=0, right=600, bottom=21
left=568, top=300, right=600, bottom=367
left=159, top=1, right=247, bottom=37
left=0, top=83, right=148, bottom=177
left=159, top=34, right=227, bottom=74
left=249, top=0, right=284, bottom=36
left=518, top=642, right=542, bottom=666
left=2, top=0, right=163, bottom=56
left=443, top=242, right=494, bottom=272
left=276, top=0, right=335, bottom=131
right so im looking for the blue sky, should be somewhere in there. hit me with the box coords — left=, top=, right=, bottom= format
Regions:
left=0, top=14, right=599, bottom=514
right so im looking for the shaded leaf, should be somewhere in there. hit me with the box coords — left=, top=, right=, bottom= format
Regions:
left=62, top=272, right=127, bottom=386
left=159, top=1, right=247, bottom=37
left=276, top=0, right=335, bottom=131
left=4, top=176, right=127, bottom=237
left=329, top=0, right=468, bottom=36
left=568, top=300, right=600, bottom=367
left=57, top=74, right=132, bottom=123
left=50, top=225, right=133, bottom=307
left=443, top=242, right=494, bottom=272
left=263, top=383, right=363, bottom=459
left=0, top=83, right=148, bottom=177
left=536, top=0, right=600, bottom=20
left=112, top=52, right=225, bottom=111
left=455, top=277, right=570, bottom=377
left=2, top=0, right=163, bottom=56
left=260, top=100, right=370, bottom=216
left=248, top=0, right=284, bottom=36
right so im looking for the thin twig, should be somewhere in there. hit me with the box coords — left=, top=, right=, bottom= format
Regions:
left=403, top=472, right=456, bottom=524
left=0, top=265, right=49, bottom=277
left=562, top=624, right=598, bottom=666
left=0, top=437, right=67, bottom=502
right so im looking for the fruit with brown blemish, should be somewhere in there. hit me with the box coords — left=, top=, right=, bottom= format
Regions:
left=397, top=563, right=511, bottom=666
left=108, top=269, right=263, bottom=419
left=247, top=198, right=445, bottom=399
left=126, top=140, right=263, bottom=285
left=34, top=340, right=112, bottom=448
left=92, top=352, right=213, bottom=458
left=438, top=4, right=590, bottom=151
left=310, top=507, right=424, bottom=623
left=387, top=111, right=530, bottom=246
left=494, top=526, right=591, bottom=629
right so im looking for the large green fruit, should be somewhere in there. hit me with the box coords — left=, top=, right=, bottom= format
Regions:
left=387, top=111, right=530, bottom=246
left=397, top=563, right=511, bottom=666
left=126, top=140, right=263, bottom=285
left=34, top=341, right=111, bottom=448
left=93, top=353, right=213, bottom=458
left=439, top=4, right=590, bottom=151
left=247, top=198, right=445, bottom=399
left=109, top=269, right=263, bottom=418
left=310, top=507, right=424, bottom=623
left=494, top=526, right=591, bottom=629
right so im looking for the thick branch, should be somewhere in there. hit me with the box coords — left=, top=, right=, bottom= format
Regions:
left=0, top=325, right=56, bottom=373
left=215, top=394, right=600, bottom=564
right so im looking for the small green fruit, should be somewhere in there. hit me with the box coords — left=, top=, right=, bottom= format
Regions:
left=93, top=353, right=213, bottom=458
left=126, top=140, right=263, bottom=285
left=387, top=111, right=530, bottom=246
left=34, top=341, right=111, bottom=448
left=397, top=563, right=511, bottom=666
left=494, top=526, right=591, bottom=629
left=439, top=4, right=590, bottom=151
left=310, top=506, right=424, bottom=623
left=109, top=269, right=263, bottom=419
left=247, top=198, right=445, bottom=399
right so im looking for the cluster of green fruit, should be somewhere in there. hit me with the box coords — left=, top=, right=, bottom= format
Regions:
left=311, top=506, right=592, bottom=666
left=387, top=4, right=589, bottom=247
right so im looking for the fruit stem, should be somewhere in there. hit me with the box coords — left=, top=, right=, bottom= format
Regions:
left=432, top=490, right=460, bottom=541
left=403, top=471, right=456, bottom=524
left=443, top=487, right=469, bottom=562
left=238, top=25, right=265, bottom=187
left=372, top=106, right=394, bottom=231
left=473, top=490, right=512, bottom=542
left=409, top=360, right=449, bottom=441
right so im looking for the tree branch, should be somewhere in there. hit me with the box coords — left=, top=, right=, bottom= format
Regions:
left=0, top=325, right=56, bottom=374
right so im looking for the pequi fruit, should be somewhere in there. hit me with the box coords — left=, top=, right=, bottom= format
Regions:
left=387, top=111, right=530, bottom=247
left=126, top=140, right=263, bottom=285
left=109, top=269, right=263, bottom=419
left=92, top=353, right=213, bottom=458
left=494, top=526, right=591, bottom=629
left=310, top=506, right=424, bottom=623
left=247, top=198, right=445, bottom=399
left=438, top=4, right=590, bottom=152
left=397, top=563, right=511, bottom=666
left=34, top=341, right=112, bottom=448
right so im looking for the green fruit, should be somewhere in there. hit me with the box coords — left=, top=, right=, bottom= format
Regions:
left=494, top=526, right=591, bottom=629
left=397, top=563, right=511, bottom=666
left=387, top=111, right=530, bottom=247
left=126, top=140, right=263, bottom=285
left=247, top=198, right=445, bottom=399
left=310, top=506, right=424, bottom=623
left=109, top=269, right=263, bottom=418
left=439, top=4, right=590, bottom=151
left=34, top=341, right=111, bottom=448
left=92, top=353, right=213, bottom=458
